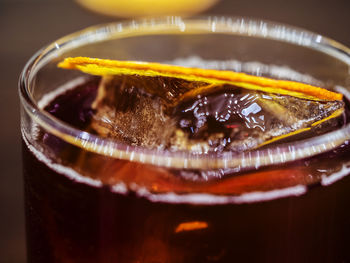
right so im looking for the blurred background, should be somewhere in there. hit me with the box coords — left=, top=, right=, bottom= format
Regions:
left=1, top=0, right=350, bottom=262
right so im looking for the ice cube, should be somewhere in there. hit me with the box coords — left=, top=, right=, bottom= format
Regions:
left=90, top=76, right=176, bottom=149
left=89, top=75, right=345, bottom=153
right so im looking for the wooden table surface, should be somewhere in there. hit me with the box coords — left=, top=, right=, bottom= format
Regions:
left=1, top=0, right=349, bottom=262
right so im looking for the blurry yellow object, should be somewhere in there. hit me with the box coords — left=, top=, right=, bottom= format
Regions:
left=76, top=0, right=219, bottom=17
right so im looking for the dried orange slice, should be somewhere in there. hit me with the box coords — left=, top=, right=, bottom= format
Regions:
left=58, top=56, right=342, bottom=101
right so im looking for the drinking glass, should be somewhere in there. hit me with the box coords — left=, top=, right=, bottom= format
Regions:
left=20, top=17, right=350, bottom=263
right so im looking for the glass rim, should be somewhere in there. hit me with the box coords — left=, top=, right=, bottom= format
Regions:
left=19, top=16, right=350, bottom=170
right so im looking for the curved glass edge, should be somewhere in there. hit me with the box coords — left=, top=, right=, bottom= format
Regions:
left=19, top=16, right=350, bottom=170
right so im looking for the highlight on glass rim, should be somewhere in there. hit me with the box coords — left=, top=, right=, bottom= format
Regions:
left=75, top=0, right=220, bottom=17
left=20, top=17, right=350, bottom=262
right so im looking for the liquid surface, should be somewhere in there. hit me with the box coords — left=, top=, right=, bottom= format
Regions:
left=34, top=59, right=350, bottom=199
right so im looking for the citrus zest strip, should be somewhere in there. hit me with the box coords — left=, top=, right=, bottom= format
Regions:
left=311, top=108, right=344, bottom=127
left=258, top=128, right=312, bottom=148
left=58, top=57, right=342, bottom=101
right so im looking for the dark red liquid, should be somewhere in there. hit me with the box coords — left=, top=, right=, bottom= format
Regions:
left=23, top=78, right=350, bottom=262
